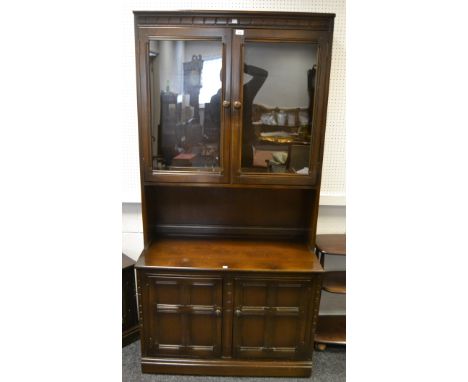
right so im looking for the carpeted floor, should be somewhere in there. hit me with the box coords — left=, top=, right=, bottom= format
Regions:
left=122, top=341, right=345, bottom=382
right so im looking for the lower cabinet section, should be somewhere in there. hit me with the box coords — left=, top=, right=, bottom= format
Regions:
left=137, top=270, right=322, bottom=377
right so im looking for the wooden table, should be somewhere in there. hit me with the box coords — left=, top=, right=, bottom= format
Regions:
left=314, top=234, right=346, bottom=349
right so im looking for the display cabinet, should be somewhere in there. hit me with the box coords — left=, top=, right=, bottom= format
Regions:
left=133, top=10, right=335, bottom=377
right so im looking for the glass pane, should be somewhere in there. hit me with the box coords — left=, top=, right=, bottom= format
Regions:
left=241, top=42, right=318, bottom=175
left=149, top=40, right=223, bottom=171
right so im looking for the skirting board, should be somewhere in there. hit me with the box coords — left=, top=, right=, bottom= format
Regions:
left=141, top=357, right=313, bottom=377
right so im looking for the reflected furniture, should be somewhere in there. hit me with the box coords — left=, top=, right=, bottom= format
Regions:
left=314, top=234, right=346, bottom=350
left=133, top=10, right=335, bottom=377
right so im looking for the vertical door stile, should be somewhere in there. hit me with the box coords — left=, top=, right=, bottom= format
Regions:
left=230, top=30, right=243, bottom=181
left=222, top=32, right=232, bottom=183
left=181, top=280, right=189, bottom=352
left=148, top=276, right=155, bottom=353
left=222, top=276, right=233, bottom=358
left=263, top=282, right=275, bottom=352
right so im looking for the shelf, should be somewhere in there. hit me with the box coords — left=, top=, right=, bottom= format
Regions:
left=315, top=315, right=346, bottom=345
left=136, top=238, right=323, bottom=273
left=322, top=271, right=346, bottom=294
left=316, top=234, right=346, bottom=256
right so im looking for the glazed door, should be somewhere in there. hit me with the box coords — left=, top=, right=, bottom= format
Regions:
left=136, top=27, right=232, bottom=183
left=140, top=274, right=223, bottom=358
left=232, top=277, right=313, bottom=360
left=230, top=28, right=332, bottom=186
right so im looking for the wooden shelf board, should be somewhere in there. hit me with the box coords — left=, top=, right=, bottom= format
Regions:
left=136, top=238, right=323, bottom=273
left=322, top=271, right=346, bottom=294
left=315, top=315, right=346, bottom=345
left=316, top=234, right=346, bottom=256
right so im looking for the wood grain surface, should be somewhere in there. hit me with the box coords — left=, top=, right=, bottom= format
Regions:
left=136, top=238, right=322, bottom=273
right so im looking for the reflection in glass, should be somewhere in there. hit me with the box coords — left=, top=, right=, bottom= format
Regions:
left=242, top=42, right=318, bottom=175
left=149, top=40, right=223, bottom=171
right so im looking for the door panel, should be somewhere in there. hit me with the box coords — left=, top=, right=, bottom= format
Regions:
left=141, top=274, right=223, bottom=358
left=230, top=28, right=331, bottom=186
left=137, top=27, right=232, bottom=184
left=233, top=277, right=312, bottom=360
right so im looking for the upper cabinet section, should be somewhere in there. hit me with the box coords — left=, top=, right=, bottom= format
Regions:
left=134, top=11, right=334, bottom=186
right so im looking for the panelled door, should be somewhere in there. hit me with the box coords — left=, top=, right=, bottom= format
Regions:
left=232, top=276, right=313, bottom=360
left=141, top=274, right=223, bottom=358
left=136, top=27, right=232, bottom=184
left=230, top=28, right=332, bottom=186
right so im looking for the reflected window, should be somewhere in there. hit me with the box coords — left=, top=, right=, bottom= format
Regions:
left=199, top=58, right=222, bottom=104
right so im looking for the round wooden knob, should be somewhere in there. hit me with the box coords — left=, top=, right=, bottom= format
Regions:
left=222, top=100, right=230, bottom=108
left=233, top=101, right=242, bottom=109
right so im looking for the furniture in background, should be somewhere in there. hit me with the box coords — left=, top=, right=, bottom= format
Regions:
left=314, top=234, right=346, bottom=350
left=122, top=254, right=139, bottom=347
left=133, top=10, right=335, bottom=377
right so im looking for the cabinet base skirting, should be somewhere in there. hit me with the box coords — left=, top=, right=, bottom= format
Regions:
left=141, top=357, right=312, bottom=377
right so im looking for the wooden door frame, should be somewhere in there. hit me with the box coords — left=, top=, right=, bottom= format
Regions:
left=135, top=27, right=232, bottom=184
left=139, top=272, right=223, bottom=358
left=230, top=28, right=333, bottom=186
left=231, top=275, right=314, bottom=360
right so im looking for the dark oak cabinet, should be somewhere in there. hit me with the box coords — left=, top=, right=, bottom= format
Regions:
left=133, top=10, right=335, bottom=377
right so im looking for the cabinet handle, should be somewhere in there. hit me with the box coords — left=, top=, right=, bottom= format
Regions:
left=233, top=101, right=242, bottom=109
left=235, top=309, right=242, bottom=317
left=215, top=308, right=222, bottom=316
left=222, top=100, right=230, bottom=108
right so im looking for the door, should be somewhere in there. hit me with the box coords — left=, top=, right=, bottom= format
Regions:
left=232, top=276, right=313, bottom=360
left=136, top=27, right=232, bottom=183
left=140, top=273, right=223, bottom=358
left=230, top=28, right=332, bottom=186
